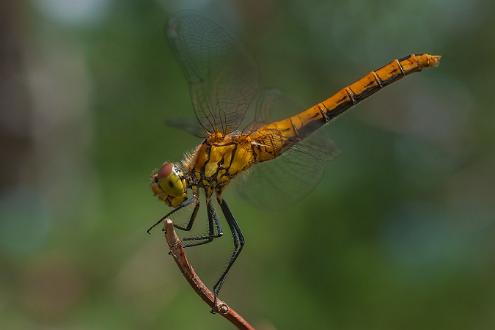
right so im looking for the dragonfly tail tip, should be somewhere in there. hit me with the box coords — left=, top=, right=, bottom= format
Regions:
left=429, top=54, right=442, bottom=67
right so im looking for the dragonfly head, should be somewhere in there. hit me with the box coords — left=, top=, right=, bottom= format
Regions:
left=151, top=162, right=187, bottom=207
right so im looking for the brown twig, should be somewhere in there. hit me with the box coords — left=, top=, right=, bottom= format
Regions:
left=164, top=219, right=255, bottom=330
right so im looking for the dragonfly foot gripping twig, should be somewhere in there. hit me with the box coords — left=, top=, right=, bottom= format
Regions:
left=163, top=219, right=255, bottom=330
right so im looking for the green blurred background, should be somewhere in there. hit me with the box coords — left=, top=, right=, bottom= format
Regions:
left=1, top=0, right=494, bottom=329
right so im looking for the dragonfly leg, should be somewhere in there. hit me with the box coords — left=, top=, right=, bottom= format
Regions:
left=182, top=200, right=223, bottom=248
left=211, top=198, right=244, bottom=312
left=173, top=199, right=200, bottom=231
left=146, top=198, right=194, bottom=234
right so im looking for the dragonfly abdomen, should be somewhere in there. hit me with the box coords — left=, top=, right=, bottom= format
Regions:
left=250, top=53, right=441, bottom=161
left=315, top=53, right=441, bottom=125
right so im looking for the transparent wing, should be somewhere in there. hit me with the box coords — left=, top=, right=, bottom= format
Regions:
left=235, top=91, right=340, bottom=209
left=235, top=130, right=340, bottom=209
left=164, top=117, right=206, bottom=138
left=241, top=89, right=298, bottom=134
left=167, top=13, right=259, bottom=134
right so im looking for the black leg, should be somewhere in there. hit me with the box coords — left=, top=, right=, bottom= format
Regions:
left=182, top=200, right=223, bottom=248
left=173, top=199, right=200, bottom=231
left=146, top=198, right=194, bottom=234
left=212, top=198, right=245, bottom=299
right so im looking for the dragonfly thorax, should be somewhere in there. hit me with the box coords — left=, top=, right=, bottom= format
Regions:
left=151, top=162, right=188, bottom=207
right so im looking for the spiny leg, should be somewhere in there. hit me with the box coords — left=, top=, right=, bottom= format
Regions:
left=182, top=200, right=223, bottom=248
left=173, top=198, right=200, bottom=231
left=174, top=189, right=200, bottom=231
left=146, top=198, right=194, bottom=234
left=211, top=197, right=245, bottom=311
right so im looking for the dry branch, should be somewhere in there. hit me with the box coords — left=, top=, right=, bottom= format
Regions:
left=164, top=219, right=255, bottom=330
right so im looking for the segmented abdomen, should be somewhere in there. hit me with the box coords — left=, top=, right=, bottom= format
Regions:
left=249, top=53, right=441, bottom=162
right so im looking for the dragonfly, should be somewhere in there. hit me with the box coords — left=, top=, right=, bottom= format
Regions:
left=148, top=13, right=441, bottom=306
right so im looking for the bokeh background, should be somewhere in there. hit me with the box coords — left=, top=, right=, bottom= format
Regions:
left=1, top=0, right=494, bottom=329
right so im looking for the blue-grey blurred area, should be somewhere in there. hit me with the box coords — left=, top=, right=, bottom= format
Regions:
left=1, top=0, right=494, bottom=329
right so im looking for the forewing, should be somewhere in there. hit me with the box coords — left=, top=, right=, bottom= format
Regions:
left=242, top=89, right=298, bottom=134
left=167, top=13, right=259, bottom=134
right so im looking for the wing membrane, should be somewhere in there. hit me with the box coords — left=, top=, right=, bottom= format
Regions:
left=164, top=117, right=206, bottom=138
left=235, top=91, right=340, bottom=209
left=236, top=130, right=339, bottom=209
left=167, top=13, right=259, bottom=134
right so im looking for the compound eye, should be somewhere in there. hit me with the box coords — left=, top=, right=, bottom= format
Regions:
left=157, top=163, right=173, bottom=179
